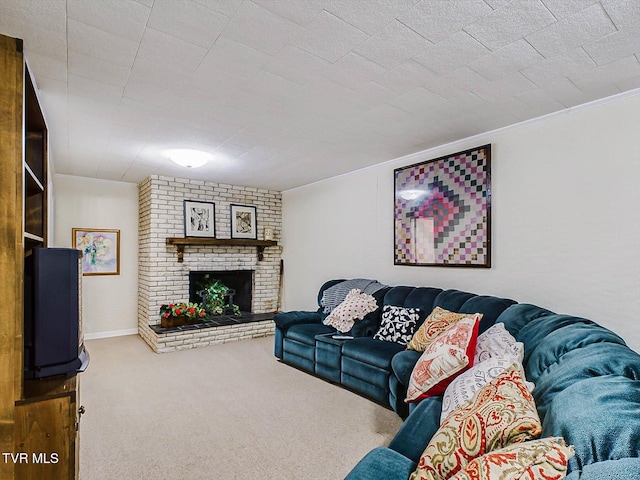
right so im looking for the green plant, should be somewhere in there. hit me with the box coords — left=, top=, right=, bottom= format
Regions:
left=160, top=302, right=206, bottom=320
left=196, top=275, right=240, bottom=316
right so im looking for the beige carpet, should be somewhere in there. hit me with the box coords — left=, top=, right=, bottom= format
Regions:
left=79, top=335, right=403, bottom=479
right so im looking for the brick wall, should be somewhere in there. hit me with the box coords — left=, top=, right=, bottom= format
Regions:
left=138, top=175, right=282, bottom=352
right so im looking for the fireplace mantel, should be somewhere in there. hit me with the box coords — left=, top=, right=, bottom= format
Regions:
left=166, top=237, right=278, bottom=262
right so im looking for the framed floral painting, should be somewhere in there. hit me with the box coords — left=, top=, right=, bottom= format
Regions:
left=73, top=228, right=121, bottom=275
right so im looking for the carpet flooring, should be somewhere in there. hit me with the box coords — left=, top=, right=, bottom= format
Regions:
left=79, top=335, right=403, bottom=479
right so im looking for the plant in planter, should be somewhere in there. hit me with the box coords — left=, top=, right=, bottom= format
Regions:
left=159, top=302, right=206, bottom=327
left=196, top=275, right=241, bottom=316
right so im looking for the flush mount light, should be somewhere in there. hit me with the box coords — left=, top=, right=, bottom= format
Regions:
left=166, top=149, right=212, bottom=168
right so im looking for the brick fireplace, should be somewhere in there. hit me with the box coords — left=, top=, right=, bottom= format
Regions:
left=137, top=175, right=282, bottom=353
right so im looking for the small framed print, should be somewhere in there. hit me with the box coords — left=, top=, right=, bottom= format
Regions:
left=184, top=200, right=216, bottom=238
left=230, top=204, right=257, bottom=239
left=73, top=228, right=120, bottom=275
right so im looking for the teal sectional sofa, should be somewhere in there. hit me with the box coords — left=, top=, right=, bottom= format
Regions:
left=273, top=280, right=640, bottom=479
left=273, top=280, right=515, bottom=417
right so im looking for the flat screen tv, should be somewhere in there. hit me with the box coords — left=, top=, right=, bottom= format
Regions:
left=24, top=247, right=89, bottom=379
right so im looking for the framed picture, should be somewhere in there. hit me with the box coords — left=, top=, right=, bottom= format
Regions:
left=394, top=144, right=491, bottom=268
left=184, top=200, right=216, bottom=238
left=230, top=204, right=257, bottom=239
left=73, top=228, right=121, bottom=275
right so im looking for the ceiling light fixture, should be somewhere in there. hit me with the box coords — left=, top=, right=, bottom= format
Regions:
left=166, top=149, right=211, bottom=168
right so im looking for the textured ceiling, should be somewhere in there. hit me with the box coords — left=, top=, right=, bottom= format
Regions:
left=1, top=0, right=639, bottom=190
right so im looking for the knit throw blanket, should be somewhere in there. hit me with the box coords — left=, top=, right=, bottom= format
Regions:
left=320, top=279, right=387, bottom=313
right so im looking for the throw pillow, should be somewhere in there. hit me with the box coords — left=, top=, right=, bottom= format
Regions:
left=322, top=289, right=378, bottom=333
left=474, top=322, right=524, bottom=363
left=407, top=307, right=483, bottom=352
left=410, top=364, right=542, bottom=480
left=405, top=316, right=480, bottom=402
left=447, top=437, right=574, bottom=480
left=440, top=355, right=534, bottom=423
left=373, top=305, right=421, bottom=345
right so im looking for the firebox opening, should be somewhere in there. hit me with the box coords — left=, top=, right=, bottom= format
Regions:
left=189, top=270, right=253, bottom=314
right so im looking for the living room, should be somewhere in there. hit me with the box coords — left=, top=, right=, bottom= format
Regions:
left=1, top=1, right=639, bottom=479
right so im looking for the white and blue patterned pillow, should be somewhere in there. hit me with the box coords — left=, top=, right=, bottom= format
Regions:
left=373, top=305, right=421, bottom=345
left=474, top=322, right=524, bottom=363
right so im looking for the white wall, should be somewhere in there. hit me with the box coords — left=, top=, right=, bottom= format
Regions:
left=281, top=92, right=640, bottom=353
left=52, top=174, right=139, bottom=339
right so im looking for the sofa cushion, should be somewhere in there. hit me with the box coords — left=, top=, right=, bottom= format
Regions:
left=457, top=295, right=517, bottom=333
left=524, top=320, right=628, bottom=383
left=406, top=316, right=480, bottom=402
left=273, top=311, right=322, bottom=330
left=344, top=446, right=417, bottom=480
left=323, top=289, right=378, bottom=333
left=448, top=437, right=574, bottom=480
left=532, top=342, right=640, bottom=421
left=286, top=323, right=334, bottom=345
left=412, top=364, right=542, bottom=480
left=391, top=349, right=422, bottom=389
left=433, top=289, right=477, bottom=312
left=341, top=337, right=406, bottom=370
left=388, top=396, right=443, bottom=463
left=542, top=375, right=640, bottom=473
left=565, top=458, right=640, bottom=480
left=407, top=307, right=481, bottom=352
left=516, top=314, right=616, bottom=366
left=373, top=305, right=421, bottom=345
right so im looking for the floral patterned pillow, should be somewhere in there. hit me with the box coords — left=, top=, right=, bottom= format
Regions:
left=407, top=307, right=483, bottom=352
left=373, top=305, right=421, bottom=345
left=410, top=364, right=542, bottom=480
left=322, top=289, right=378, bottom=333
left=406, top=316, right=480, bottom=402
left=440, top=355, right=534, bottom=423
left=448, top=437, right=574, bottom=480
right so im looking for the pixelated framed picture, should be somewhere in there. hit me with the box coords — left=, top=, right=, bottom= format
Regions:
left=73, top=228, right=121, bottom=275
left=230, top=204, right=257, bottom=240
left=394, top=144, right=491, bottom=268
left=184, top=200, right=216, bottom=238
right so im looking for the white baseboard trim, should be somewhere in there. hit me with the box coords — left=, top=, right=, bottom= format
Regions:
left=84, top=328, right=139, bottom=340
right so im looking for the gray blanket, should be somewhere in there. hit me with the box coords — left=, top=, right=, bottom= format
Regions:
left=320, top=279, right=388, bottom=313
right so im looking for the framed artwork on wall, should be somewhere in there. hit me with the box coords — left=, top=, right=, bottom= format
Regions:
left=184, top=200, right=216, bottom=238
left=73, top=228, right=121, bottom=275
left=230, top=204, right=257, bottom=239
left=394, top=144, right=491, bottom=268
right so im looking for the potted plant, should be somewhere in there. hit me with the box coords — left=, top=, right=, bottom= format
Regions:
left=196, top=275, right=241, bottom=316
left=159, top=302, right=206, bottom=328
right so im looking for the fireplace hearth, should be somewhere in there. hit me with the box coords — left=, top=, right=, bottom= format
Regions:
left=150, top=311, right=275, bottom=335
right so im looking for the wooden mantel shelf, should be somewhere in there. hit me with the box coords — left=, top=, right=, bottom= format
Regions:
left=166, top=237, right=278, bottom=262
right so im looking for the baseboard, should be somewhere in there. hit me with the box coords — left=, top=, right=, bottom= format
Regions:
left=84, top=328, right=139, bottom=340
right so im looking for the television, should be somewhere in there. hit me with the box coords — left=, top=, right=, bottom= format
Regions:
left=24, top=247, right=89, bottom=379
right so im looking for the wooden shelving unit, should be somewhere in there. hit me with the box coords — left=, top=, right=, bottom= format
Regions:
left=166, top=237, right=278, bottom=262
left=0, top=34, right=79, bottom=480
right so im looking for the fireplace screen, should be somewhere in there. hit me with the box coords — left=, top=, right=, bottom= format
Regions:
left=190, top=270, right=253, bottom=315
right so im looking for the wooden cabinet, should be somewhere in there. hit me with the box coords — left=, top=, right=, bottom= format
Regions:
left=0, top=33, right=80, bottom=480
left=15, top=383, right=77, bottom=480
